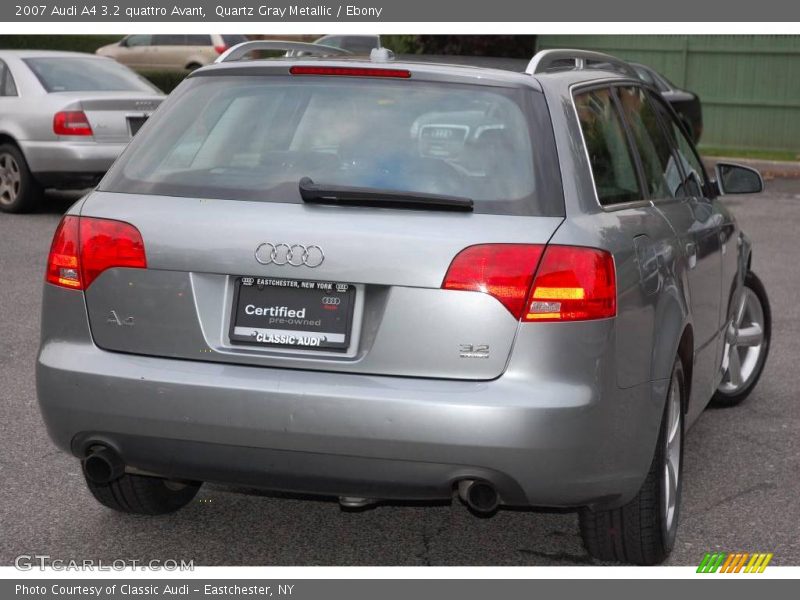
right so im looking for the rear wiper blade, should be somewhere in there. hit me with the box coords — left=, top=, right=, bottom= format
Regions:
left=298, top=177, right=473, bottom=212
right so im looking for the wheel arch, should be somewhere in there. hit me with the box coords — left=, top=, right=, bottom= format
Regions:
left=0, top=132, right=21, bottom=150
left=676, top=325, right=693, bottom=414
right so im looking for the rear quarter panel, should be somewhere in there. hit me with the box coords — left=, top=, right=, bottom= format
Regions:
left=540, top=74, right=693, bottom=414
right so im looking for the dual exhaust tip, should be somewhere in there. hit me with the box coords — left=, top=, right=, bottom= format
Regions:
left=83, top=447, right=502, bottom=514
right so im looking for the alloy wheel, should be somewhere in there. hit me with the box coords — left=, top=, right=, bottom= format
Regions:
left=718, top=288, right=766, bottom=395
left=0, top=152, right=22, bottom=206
left=662, top=369, right=682, bottom=536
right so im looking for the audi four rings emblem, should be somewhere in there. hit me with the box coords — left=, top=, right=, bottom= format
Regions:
left=255, top=243, right=324, bottom=267
left=322, top=297, right=341, bottom=305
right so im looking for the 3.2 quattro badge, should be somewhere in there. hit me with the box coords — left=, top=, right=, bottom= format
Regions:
left=254, top=243, right=324, bottom=267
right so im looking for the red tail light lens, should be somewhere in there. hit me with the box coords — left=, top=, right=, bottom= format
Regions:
left=214, top=44, right=227, bottom=55
left=442, top=244, right=616, bottom=322
left=46, top=216, right=82, bottom=289
left=289, top=66, right=411, bottom=78
left=526, top=246, right=616, bottom=322
left=46, top=216, right=147, bottom=290
left=53, top=111, right=93, bottom=136
left=442, top=244, right=545, bottom=319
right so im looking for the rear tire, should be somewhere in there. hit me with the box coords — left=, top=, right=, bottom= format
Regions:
left=711, top=271, right=770, bottom=408
left=84, top=471, right=201, bottom=515
left=0, top=143, right=43, bottom=214
left=579, top=359, right=685, bottom=565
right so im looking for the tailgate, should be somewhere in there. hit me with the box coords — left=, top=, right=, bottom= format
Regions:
left=79, top=192, right=562, bottom=380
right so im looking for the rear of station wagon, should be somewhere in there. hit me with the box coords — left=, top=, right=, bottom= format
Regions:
left=36, top=47, right=768, bottom=564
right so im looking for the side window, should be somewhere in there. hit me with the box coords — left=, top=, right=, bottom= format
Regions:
left=649, top=93, right=706, bottom=198
left=616, top=86, right=681, bottom=200
left=0, top=61, right=16, bottom=97
left=318, top=36, right=342, bottom=48
left=575, top=87, right=642, bottom=206
left=125, top=35, right=152, bottom=47
left=153, top=35, right=184, bottom=46
left=184, top=35, right=212, bottom=46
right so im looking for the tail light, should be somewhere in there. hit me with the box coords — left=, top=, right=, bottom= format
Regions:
left=46, top=216, right=147, bottom=291
left=442, top=244, right=545, bottom=319
left=53, top=111, right=93, bottom=136
left=442, top=244, right=616, bottom=322
left=214, top=44, right=227, bottom=55
left=289, top=66, right=411, bottom=78
left=526, top=246, right=616, bottom=321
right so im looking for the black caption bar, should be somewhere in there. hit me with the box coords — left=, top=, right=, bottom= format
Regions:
left=2, top=0, right=800, bottom=21
left=3, top=579, right=796, bottom=600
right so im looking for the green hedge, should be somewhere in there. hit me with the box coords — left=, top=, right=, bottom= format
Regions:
left=137, top=70, right=188, bottom=94
left=0, top=34, right=123, bottom=53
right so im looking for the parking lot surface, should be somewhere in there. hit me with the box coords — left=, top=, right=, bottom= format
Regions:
left=1, top=179, right=799, bottom=566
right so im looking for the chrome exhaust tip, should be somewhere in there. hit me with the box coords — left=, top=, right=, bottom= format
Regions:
left=458, top=480, right=500, bottom=514
left=338, top=496, right=377, bottom=509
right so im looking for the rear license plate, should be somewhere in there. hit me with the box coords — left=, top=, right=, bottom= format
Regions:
left=127, top=115, right=148, bottom=136
left=229, top=277, right=356, bottom=351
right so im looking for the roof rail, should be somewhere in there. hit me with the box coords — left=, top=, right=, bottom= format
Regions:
left=525, top=49, right=639, bottom=79
left=216, top=40, right=352, bottom=63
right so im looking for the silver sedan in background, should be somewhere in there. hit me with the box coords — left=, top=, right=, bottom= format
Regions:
left=0, top=50, right=164, bottom=213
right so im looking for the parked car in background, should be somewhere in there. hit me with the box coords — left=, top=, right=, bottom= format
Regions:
left=632, top=62, right=703, bottom=143
left=0, top=50, right=164, bottom=213
left=313, top=35, right=381, bottom=54
left=37, top=45, right=770, bottom=565
left=285, top=35, right=381, bottom=57
left=96, top=34, right=249, bottom=71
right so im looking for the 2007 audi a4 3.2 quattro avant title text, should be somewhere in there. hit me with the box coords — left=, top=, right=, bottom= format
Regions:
left=36, top=44, right=771, bottom=565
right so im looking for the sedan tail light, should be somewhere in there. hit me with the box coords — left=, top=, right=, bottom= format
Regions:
left=214, top=44, right=228, bottom=55
left=46, top=216, right=147, bottom=290
left=442, top=244, right=616, bottom=322
left=53, top=110, right=93, bottom=136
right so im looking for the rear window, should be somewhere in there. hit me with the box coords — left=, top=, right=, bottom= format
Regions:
left=100, top=74, right=563, bottom=216
left=24, top=57, right=159, bottom=93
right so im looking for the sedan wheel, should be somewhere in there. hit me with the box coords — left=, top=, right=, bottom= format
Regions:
left=713, top=272, right=771, bottom=407
left=0, top=144, right=43, bottom=213
left=0, top=152, right=22, bottom=207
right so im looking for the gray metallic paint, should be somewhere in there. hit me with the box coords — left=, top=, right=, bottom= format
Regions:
left=36, top=60, right=752, bottom=509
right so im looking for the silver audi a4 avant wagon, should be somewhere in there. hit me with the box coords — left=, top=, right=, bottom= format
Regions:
left=37, top=44, right=771, bottom=565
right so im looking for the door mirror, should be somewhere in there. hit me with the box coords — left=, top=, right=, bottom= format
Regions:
left=715, top=162, right=764, bottom=195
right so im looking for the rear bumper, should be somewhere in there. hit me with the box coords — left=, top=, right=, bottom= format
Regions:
left=19, top=140, right=126, bottom=182
left=37, top=286, right=667, bottom=509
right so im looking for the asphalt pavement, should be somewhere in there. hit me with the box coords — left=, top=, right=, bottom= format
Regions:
left=1, top=179, right=798, bottom=566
